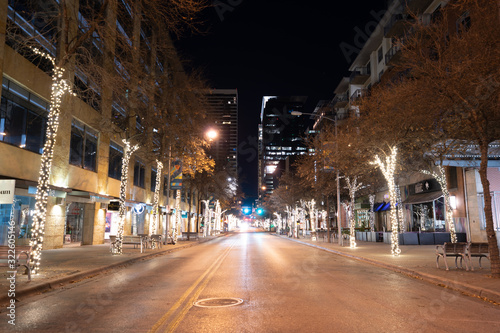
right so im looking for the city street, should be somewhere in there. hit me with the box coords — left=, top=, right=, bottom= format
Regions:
left=2, top=231, right=499, bottom=332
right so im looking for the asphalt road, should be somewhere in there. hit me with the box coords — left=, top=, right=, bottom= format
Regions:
left=2, top=231, right=500, bottom=332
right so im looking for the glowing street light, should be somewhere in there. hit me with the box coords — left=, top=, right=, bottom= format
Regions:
left=206, top=129, right=218, bottom=141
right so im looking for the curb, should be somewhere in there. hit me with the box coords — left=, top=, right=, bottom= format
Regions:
left=1, top=236, right=221, bottom=305
left=276, top=235, right=500, bottom=305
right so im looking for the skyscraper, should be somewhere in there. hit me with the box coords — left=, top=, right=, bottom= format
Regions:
left=259, top=96, right=310, bottom=198
left=205, top=89, right=238, bottom=178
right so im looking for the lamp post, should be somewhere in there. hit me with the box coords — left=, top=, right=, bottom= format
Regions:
left=290, top=111, right=342, bottom=245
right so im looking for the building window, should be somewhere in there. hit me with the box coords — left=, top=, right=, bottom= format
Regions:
left=108, top=141, right=123, bottom=180
left=151, top=168, right=157, bottom=192
left=69, top=119, right=98, bottom=171
left=378, top=47, right=383, bottom=63
left=134, top=160, right=145, bottom=188
left=0, top=78, right=48, bottom=154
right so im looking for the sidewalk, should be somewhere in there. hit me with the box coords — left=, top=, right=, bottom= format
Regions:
left=0, top=235, right=222, bottom=304
left=276, top=234, right=500, bottom=304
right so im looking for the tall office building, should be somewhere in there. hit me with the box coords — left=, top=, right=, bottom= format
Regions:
left=259, top=96, right=310, bottom=198
left=205, top=89, right=238, bottom=178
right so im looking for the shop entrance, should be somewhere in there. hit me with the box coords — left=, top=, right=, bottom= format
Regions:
left=64, top=202, right=84, bottom=245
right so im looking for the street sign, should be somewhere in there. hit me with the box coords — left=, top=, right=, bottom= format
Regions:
left=0, top=180, right=15, bottom=204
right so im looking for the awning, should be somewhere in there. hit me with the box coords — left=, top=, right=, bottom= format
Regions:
left=403, top=191, right=443, bottom=205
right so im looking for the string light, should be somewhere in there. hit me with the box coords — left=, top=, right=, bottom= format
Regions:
left=150, top=160, right=163, bottom=246
left=369, top=194, right=375, bottom=232
left=29, top=48, right=76, bottom=274
left=172, top=189, right=181, bottom=244
left=422, top=165, right=457, bottom=243
left=345, top=176, right=362, bottom=249
left=215, top=200, right=221, bottom=233
left=115, top=140, right=139, bottom=254
left=372, top=146, right=401, bottom=256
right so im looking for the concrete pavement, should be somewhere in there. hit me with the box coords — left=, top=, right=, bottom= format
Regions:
left=276, top=233, right=500, bottom=304
left=2, top=231, right=499, bottom=306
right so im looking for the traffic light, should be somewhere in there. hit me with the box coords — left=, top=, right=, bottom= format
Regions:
left=256, top=207, right=264, bottom=216
left=242, top=206, right=252, bottom=215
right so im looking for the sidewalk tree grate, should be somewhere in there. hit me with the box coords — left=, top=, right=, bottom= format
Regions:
left=193, top=297, right=244, bottom=308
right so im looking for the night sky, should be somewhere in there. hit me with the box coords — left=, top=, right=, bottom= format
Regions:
left=174, top=0, right=388, bottom=200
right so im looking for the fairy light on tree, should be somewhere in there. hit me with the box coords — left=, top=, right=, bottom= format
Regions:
left=345, top=176, right=363, bottom=248
left=369, top=194, right=375, bottom=232
left=372, top=146, right=401, bottom=256
left=115, top=140, right=139, bottom=254
left=422, top=165, right=457, bottom=243
left=29, top=48, right=76, bottom=273
left=150, top=160, right=163, bottom=244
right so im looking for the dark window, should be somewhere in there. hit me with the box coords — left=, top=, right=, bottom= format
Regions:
left=0, top=78, right=48, bottom=154
left=108, top=141, right=123, bottom=180
left=151, top=168, right=157, bottom=192
left=134, top=160, right=145, bottom=188
left=447, top=167, right=458, bottom=189
left=74, top=72, right=101, bottom=112
left=69, top=119, right=98, bottom=171
left=378, top=47, right=383, bottom=63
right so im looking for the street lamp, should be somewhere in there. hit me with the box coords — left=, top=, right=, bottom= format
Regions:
left=290, top=110, right=342, bottom=246
left=206, top=129, right=218, bottom=141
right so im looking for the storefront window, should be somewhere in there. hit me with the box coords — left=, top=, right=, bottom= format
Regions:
left=0, top=195, right=36, bottom=246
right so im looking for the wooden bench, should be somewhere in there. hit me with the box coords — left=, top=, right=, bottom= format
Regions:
left=110, top=235, right=147, bottom=253
left=436, top=242, right=469, bottom=271
left=467, top=242, right=490, bottom=271
left=0, top=245, right=32, bottom=281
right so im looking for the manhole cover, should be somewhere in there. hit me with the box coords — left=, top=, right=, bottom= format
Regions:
left=193, top=297, right=244, bottom=308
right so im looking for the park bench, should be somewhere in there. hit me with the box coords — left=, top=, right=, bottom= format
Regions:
left=467, top=242, right=490, bottom=271
left=181, top=232, right=199, bottom=240
left=150, top=234, right=163, bottom=249
left=436, top=242, right=469, bottom=271
left=0, top=245, right=32, bottom=281
left=110, top=235, right=147, bottom=253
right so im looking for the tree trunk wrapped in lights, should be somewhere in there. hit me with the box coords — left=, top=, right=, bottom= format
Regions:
left=29, top=50, right=75, bottom=273
left=372, top=146, right=401, bottom=256
left=115, top=140, right=139, bottom=255
left=172, top=190, right=181, bottom=244
left=422, top=165, right=457, bottom=243
left=345, top=176, right=362, bottom=248
left=369, top=194, right=375, bottom=232
left=150, top=160, right=163, bottom=247
left=215, top=200, right=222, bottom=234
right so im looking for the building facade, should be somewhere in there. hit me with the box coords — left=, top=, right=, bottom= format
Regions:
left=258, top=96, right=310, bottom=198
left=327, top=0, right=500, bottom=245
left=205, top=89, right=238, bottom=178
left=0, top=0, right=201, bottom=249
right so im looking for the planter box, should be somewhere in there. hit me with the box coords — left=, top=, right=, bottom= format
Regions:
left=383, top=232, right=391, bottom=244
left=402, top=232, right=419, bottom=245
left=434, top=232, right=451, bottom=245
left=361, top=231, right=367, bottom=241
left=367, top=231, right=376, bottom=242
left=418, top=233, right=434, bottom=245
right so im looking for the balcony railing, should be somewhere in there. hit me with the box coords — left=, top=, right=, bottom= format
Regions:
left=349, top=67, right=371, bottom=84
left=333, top=92, right=349, bottom=104
left=350, top=89, right=367, bottom=101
